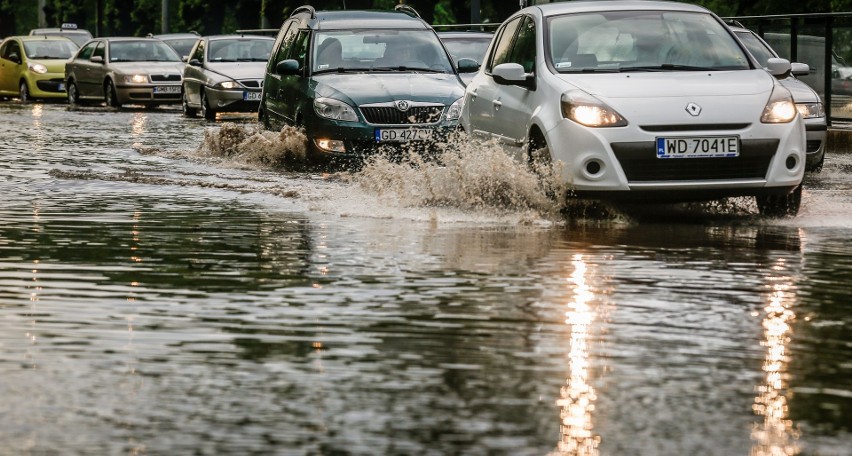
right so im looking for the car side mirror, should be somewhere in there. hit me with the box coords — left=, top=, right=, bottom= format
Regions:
left=791, top=62, right=810, bottom=77
left=766, top=58, right=792, bottom=78
left=181, top=55, right=189, bottom=63
left=456, top=58, right=480, bottom=73
left=492, top=62, right=535, bottom=89
left=276, top=59, right=300, bottom=76
left=8, top=52, right=21, bottom=64
left=90, top=55, right=104, bottom=64
left=188, top=58, right=202, bottom=67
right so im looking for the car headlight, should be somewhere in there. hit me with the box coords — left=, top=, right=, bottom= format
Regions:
left=761, top=86, right=797, bottom=123
left=561, top=90, right=627, bottom=127
left=28, top=63, right=48, bottom=74
left=214, top=81, right=240, bottom=90
left=124, top=74, right=148, bottom=84
left=445, top=97, right=463, bottom=120
left=314, top=97, right=358, bottom=122
left=795, top=102, right=825, bottom=119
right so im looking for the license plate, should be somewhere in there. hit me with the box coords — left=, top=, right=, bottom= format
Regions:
left=243, top=91, right=261, bottom=101
left=153, top=86, right=181, bottom=94
left=58, top=83, right=65, bottom=91
left=375, top=128, right=433, bottom=142
left=656, top=136, right=739, bottom=158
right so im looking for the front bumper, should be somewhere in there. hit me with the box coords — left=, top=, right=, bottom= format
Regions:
left=306, top=118, right=460, bottom=160
left=804, top=119, right=827, bottom=170
left=28, top=72, right=67, bottom=99
left=205, top=87, right=262, bottom=113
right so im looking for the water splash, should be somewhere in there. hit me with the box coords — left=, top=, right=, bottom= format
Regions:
left=196, top=123, right=308, bottom=168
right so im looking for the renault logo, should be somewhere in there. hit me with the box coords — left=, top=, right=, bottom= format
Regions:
left=395, top=100, right=410, bottom=112
left=686, top=102, right=702, bottom=116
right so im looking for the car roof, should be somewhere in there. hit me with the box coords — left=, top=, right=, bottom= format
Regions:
left=205, top=34, right=274, bottom=41
left=92, top=37, right=165, bottom=42
left=30, top=27, right=92, bottom=35
left=152, top=33, right=199, bottom=39
left=304, top=10, right=431, bottom=31
left=437, top=31, right=494, bottom=39
left=534, top=0, right=708, bottom=15
left=4, top=35, right=76, bottom=43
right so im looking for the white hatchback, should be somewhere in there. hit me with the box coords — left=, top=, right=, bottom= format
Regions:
left=461, top=1, right=806, bottom=216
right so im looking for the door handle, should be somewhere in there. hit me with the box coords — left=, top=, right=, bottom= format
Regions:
left=469, top=90, right=477, bottom=101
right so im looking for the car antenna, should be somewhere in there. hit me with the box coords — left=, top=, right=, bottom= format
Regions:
left=520, top=0, right=529, bottom=8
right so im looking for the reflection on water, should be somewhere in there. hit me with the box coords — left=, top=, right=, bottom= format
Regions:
left=555, top=254, right=601, bottom=455
left=751, top=259, right=800, bottom=456
left=131, top=112, right=148, bottom=142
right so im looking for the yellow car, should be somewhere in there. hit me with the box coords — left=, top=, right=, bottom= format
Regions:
left=0, top=35, right=78, bottom=102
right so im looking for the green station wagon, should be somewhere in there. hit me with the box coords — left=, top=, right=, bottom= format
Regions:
left=259, top=5, right=477, bottom=162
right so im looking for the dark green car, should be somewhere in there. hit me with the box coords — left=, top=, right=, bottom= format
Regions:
left=259, top=5, right=477, bottom=161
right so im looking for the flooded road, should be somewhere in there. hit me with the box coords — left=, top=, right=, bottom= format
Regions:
left=1, top=102, right=851, bottom=455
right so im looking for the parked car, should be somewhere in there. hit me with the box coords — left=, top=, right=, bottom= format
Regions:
left=259, top=5, right=478, bottom=163
left=461, top=0, right=806, bottom=217
left=730, top=25, right=826, bottom=172
left=182, top=34, right=274, bottom=120
left=151, top=32, right=200, bottom=60
left=65, top=37, right=184, bottom=108
left=0, top=35, right=78, bottom=102
left=29, top=24, right=92, bottom=47
left=437, top=31, right=493, bottom=85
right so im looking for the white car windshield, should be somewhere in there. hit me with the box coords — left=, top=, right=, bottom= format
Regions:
left=24, top=40, right=78, bottom=59
left=109, top=40, right=181, bottom=62
left=312, top=30, right=453, bottom=74
left=549, top=11, right=751, bottom=72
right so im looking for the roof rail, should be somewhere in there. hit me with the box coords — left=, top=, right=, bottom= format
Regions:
left=394, top=4, right=421, bottom=19
left=290, top=5, right=316, bottom=19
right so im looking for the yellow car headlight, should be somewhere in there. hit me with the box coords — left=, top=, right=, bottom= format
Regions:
left=28, top=63, right=48, bottom=74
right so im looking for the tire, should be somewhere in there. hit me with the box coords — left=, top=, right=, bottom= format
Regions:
left=67, top=80, right=84, bottom=106
left=19, top=81, right=31, bottom=103
left=182, top=87, right=197, bottom=117
left=756, top=184, right=802, bottom=218
left=527, top=131, right=553, bottom=178
left=104, top=80, right=121, bottom=108
left=201, top=90, right=216, bottom=121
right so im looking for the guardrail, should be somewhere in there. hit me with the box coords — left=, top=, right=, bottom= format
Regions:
left=725, top=12, right=852, bottom=126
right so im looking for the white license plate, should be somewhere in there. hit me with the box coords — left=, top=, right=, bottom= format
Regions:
left=243, top=91, right=261, bottom=101
left=375, top=128, right=433, bottom=142
left=656, top=136, right=739, bottom=158
left=153, top=86, right=181, bottom=94
left=58, top=83, right=65, bottom=91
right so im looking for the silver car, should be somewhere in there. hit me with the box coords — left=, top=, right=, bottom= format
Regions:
left=65, top=37, right=184, bottom=108
left=181, top=35, right=273, bottom=120
left=730, top=25, right=827, bottom=172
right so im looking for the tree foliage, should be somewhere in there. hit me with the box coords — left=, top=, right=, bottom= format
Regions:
left=2, top=0, right=852, bottom=37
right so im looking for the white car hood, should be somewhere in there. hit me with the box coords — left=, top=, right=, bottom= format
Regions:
left=557, top=70, right=776, bottom=124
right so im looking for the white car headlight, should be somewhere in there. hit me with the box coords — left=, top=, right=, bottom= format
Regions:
left=561, top=90, right=627, bottom=127
left=28, top=63, right=48, bottom=74
left=795, top=102, right=825, bottom=119
left=124, top=74, right=148, bottom=84
left=314, top=97, right=358, bottom=122
left=761, top=86, right=797, bottom=123
left=214, top=81, right=240, bottom=89
left=445, top=97, right=463, bottom=120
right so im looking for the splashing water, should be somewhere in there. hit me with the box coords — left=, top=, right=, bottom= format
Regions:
left=196, top=123, right=308, bottom=168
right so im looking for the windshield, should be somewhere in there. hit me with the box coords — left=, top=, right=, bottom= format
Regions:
left=163, top=38, right=198, bottom=57
left=442, top=36, right=492, bottom=63
left=109, top=40, right=181, bottom=62
left=312, top=29, right=453, bottom=73
left=548, top=11, right=750, bottom=72
left=734, top=31, right=776, bottom=67
left=23, top=39, right=78, bottom=59
left=208, top=38, right=273, bottom=62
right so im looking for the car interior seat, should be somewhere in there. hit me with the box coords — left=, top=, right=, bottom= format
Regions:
left=316, top=38, right=343, bottom=68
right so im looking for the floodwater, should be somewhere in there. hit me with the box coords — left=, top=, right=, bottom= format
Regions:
left=1, top=102, right=850, bottom=456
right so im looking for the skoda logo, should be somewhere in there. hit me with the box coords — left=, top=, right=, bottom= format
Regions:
left=395, top=100, right=411, bottom=112
left=686, top=102, right=702, bottom=116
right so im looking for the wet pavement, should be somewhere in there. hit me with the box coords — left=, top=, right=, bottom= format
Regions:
left=1, top=102, right=851, bottom=455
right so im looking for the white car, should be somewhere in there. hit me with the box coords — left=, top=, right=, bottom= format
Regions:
left=461, top=1, right=807, bottom=216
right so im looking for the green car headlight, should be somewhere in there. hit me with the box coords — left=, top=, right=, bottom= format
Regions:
left=445, top=97, right=463, bottom=120
left=314, top=97, right=358, bottom=122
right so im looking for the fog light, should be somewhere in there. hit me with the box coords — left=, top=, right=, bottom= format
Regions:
left=582, top=158, right=605, bottom=179
left=785, top=155, right=798, bottom=170
left=315, top=138, right=346, bottom=153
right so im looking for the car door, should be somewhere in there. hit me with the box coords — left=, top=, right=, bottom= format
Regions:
left=279, top=30, right=310, bottom=123
left=491, top=15, right=538, bottom=155
left=465, top=16, right=522, bottom=141
left=0, top=39, right=21, bottom=94
left=183, top=39, right=206, bottom=106
left=76, top=41, right=104, bottom=97
left=263, top=20, right=297, bottom=126
left=67, top=41, right=95, bottom=96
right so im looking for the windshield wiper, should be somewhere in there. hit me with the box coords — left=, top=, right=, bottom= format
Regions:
left=367, top=66, right=447, bottom=73
left=313, top=67, right=369, bottom=75
left=621, top=64, right=716, bottom=72
left=559, top=67, right=622, bottom=73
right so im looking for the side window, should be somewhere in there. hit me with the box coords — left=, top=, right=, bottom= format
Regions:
left=3, top=41, right=21, bottom=60
left=509, top=16, right=536, bottom=73
left=290, top=31, right=310, bottom=69
left=271, top=21, right=297, bottom=66
left=92, top=42, right=105, bottom=59
left=193, top=40, right=205, bottom=63
left=487, top=17, right=522, bottom=72
left=0, top=41, right=12, bottom=60
left=77, top=41, right=95, bottom=60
